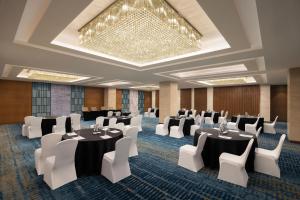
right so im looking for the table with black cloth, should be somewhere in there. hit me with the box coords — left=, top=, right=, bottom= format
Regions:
left=62, top=128, right=123, bottom=177
left=178, top=110, right=192, bottom=116
left=82, top=109, right=122, bottom=121
left=194, top=128, right=258, bottom=171
left=41, top=116, right=71, bottom=135
left=103, top=116, right=131, bottom=126
left=168, top=117, right=195, bottom=135
left=203, top=112, right=220, bottom=123
left=155, top=109, right=159, bottom=117
left=231, top=115, right=264, bottom=133
left=121, top=112, right=131, bottom=116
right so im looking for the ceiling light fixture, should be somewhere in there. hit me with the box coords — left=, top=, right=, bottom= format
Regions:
left=130, top=84, right=159, bottom=90
left=99, top=81, right=131, bottom=86
left=197, top=76, right=256, bottom=86
left=78, top=0, right=203, bottom=65
left=171, top=64, right=247, bottom=78
left=17, top=69, right=90, bottom=82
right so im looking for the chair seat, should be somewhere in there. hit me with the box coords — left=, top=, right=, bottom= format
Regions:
left=219, top=153, right=243, bottom=166
left=104, top=151, right=115, bottom=162
left=180, top=145, right=197, bottom=155
left=255, top=148, right=276, bottom=159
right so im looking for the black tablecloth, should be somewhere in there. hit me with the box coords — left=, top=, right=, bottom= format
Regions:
left=178, top=110, right=192, bottom=116
left=194, top=128, right=257, bottom=172
left=62, top=128, right=123, bottom=177
left=168, top=117, right=195, bottom=135
left=103, top=116, right=131, bottom=126
left=121, top=112, right=131, bottom=116
left=41, top=117, right=71, bottom=135
left=82, top=109, right=122, bottom=121
left=203, top=112, right=220, bottom=123
left=231, top=116, right=264, bottom=132
left=155, top=109, right=159, bottom=117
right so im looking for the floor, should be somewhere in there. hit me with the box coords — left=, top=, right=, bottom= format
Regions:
left=0, top=118, right=299, bottom=200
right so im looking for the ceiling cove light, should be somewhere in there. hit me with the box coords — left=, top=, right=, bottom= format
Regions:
left=130, top=84, right=159, bottom=90
left=171, top=64, right=248, bottom=78
left=197, top=76, right=256, bottom=86
left=98, top=81, right=131, bottom=86
left=78, top=0, right=203, bottom=65
left=17, top=69, right=90, bottom=82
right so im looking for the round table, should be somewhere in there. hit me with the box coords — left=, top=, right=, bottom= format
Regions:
left=41, top=116, right=71, bottom=135
left=194, top=128, right=257, bottom=172
left=62, top=128, right=123, bottom=177
left=103, top=116, right=131, bottom=126
left=168, top=117, right=195, bottom=136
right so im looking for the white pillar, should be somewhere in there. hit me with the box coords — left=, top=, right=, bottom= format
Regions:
left=260, top=85, right=270, bottom=121
left=152, top=90, right=156, bottom=108
left=104, top=88, right=116, bottom=109
left=191, top=88, right=195, bottom=109
left=207, top=87, right=213, bottom=111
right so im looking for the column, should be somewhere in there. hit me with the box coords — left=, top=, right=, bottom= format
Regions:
left=191, top=88, right=195, bottom=109
left=260, top=85, right=270, bottom=121
left=207, top=87, right=213, bottom=111
left=104, top=88, right=116, bottom=109
left=288, top=67, right=300, bottom=142
left=152, top=90, right=156, bottom=108
left=159, top=82, right=180, bottom=123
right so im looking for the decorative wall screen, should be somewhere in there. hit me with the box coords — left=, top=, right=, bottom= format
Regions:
left=122, top=89, right=130, bottom=112
left=32, top=82, right=51, bottom=117
left=138, top=91, right=144, bottom=114
left=71, top=86, right=84, bottom=114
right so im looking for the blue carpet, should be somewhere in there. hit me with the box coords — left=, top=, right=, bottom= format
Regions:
left=0, top=118, right=300, bottom=200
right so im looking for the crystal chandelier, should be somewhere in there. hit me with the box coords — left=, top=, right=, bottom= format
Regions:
left=78, top=0, right=203, bottom=65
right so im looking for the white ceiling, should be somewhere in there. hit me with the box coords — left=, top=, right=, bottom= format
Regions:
left=0, top=0, right=298, bottom=89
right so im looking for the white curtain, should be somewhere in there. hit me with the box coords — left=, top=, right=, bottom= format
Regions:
left=129, top=90, right=139, bottom=114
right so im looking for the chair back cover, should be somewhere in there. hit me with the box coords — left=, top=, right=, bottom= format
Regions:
left=194, top=114, right=201, bottom=125
left=148, top=108, right=151, bottom=112
left=240, top=139, right=254, bottom=165
left=41, top=133, right=62, bottom=158
left=272, top=116, right=279, bottom=125
left=253, top=117, right=260, bottom=127
left=163, top=116, right=170, bottom=129
left=184, top=110, right=189, bottom=116
left=24, top=116, right=34, bottom=125
left=236, top=115, right=241, bottom=125
left=113, top=137, right=131, bottom=165
left=108, top=118, right=117, bottom=127
left=107, top=111, right=113, bottom=117
left=137, top=114, right=142, bottom=125
left=53, top=139, right=78, bottom=169
left=199, top=116, right=205, bottom=128
left=256, top=127, right=262, bottom=137
left=196, top=133, right=208, bottom=156
left=96, top=117, right=105, bottom=127
left=70, top=113, right=81, bottom=129
left=274, top=134, right=286, bottom=160
left=130, top=116, right=139, bottom=127
left=31, top=117, right=43, bottom=128
left=115, top=111, right=121, bottom=117
left=126, top=127, right=138, bottom=144
left=211, top=112, right=215, bottom=120
left=178, top=118, right=186, bottom=132
left=224, top=111, right=228, bottom=119
left=220, top=110, right=224, bottom=117
left=115, top=123, right=125, bottom=131
left=201, top=111, right=205, bottom=117
left=56, top=116, right=67, bottom=129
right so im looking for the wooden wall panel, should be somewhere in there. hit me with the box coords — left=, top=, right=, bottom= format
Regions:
left=116, top=89, right=122, bottom=110
left=144, top=91, right=152, bottom=111
left=155, top=90, right=159, bottom=108
left=0, top=80, right=32, bottom=124
left=180, top=89, right=191, bottom=109
left=194, top=88, right=207, bottom=113
left=213, top=85, right=260, bottom=117
left=84, top=87, right=104, bottom=109
left=271, top=85, right=287, bottom=122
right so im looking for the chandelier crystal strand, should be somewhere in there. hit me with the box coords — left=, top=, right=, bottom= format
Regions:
left=78, top=0, right=203, bottom=64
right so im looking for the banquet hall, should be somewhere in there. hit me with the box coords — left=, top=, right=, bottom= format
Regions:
left=0, top=0, right=300, bottom=199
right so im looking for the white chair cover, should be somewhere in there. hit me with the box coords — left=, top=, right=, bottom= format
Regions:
left=28, top=117, right=43, bottom=139
left=69, top=113, right=81, bottom=131
left=125, top=126, right=139, bottom=157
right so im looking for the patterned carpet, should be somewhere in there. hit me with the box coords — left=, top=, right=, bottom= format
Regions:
left=0, top=118, right=300, bottom=200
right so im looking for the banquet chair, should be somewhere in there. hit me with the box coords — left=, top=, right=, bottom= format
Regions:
left=52, top=116, right=67, bottom=135
left=149, top=108, right=157, bottom=118
left=190, top=109, right=197, bottom=118
left=107, top=111, right=113, bottom=117
left=90, top=116, right=105, bottom=129
left=220, top=110, right=224, bottom=117
left=217, top=139, right=254, bottom=187
left=204, top=112, right=215, bottom=127
left=115, top=122, right=125, bottom=133
left=178, top=133, right=207, bottom=172
left=264, top=116, right=278, bottom=134
left=124, top=116, right=139, bottom=131
left=254, top=134, right=286, bottom=178
left=82, top=107, right=88, bottom=112
left=144, top=108, right=151, bottom=117
left=190, top=115, right=205, bottom=136
left=35, top=133, right=62, bottom=175
left=28, top=117, right=43, bottom=139
left=155, top=116, right=170, bottom=136
left=169, top=118, right=185, bottom=138
left=227, top=115, right=241, bottom=130
left=125, top=126, right=139, bottom=157
left=43, top=139, right=78, bottom=190
left=107, top=117, right=117, bottom=128
left=255, top=127, right=262, bottom=137
left=101, top=137, right=132, bottom=183
left=115, top=111, right=121, bottom=117
left=218, top=111, right=228, bottom=124
left=69, top=113, right=81, bottom=131
left=200, top=111, right=205, bottom=117
left=90, top=107, right=98, bottom=111
left=137, top=115, right=143, bottom=131
left=245, top=117, right=260, bottom=135
left=22, top=116, right=34, bottom=137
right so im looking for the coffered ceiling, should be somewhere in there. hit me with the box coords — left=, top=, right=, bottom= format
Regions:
left=0, top=0, right=299, bottom=89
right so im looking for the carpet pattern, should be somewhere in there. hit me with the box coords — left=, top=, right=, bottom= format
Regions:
left=0, top=118, right=300, bottom=200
